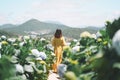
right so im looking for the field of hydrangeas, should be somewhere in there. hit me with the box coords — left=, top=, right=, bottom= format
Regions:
left=0, top=17, right=120, bottom=80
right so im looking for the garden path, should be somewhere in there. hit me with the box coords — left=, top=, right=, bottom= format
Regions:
left=47, top=72, right=60, bottom=80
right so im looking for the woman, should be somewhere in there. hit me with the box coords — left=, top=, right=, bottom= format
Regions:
left=51, top=29, right=66, bottom=73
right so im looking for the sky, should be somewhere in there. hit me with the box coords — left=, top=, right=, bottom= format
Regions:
left=0, top=0, right=120, bottom=28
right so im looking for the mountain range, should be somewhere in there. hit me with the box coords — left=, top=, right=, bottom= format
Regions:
left=0, top=19, right=100, bottom=39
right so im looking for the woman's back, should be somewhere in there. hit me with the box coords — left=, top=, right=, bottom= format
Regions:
left=51, top=29, right=66, bottom=73
left=52, top=37, right=66, bottom=47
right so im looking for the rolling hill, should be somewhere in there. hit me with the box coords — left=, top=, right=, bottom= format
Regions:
left=0, top=19, right=100, bottom=39
left=0, top=30, right=16, bottom=37
left=0, top=19, right=69, bottom=35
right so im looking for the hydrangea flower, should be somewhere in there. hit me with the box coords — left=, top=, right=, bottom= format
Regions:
left=112, top=29, right=120, bottom=56
left=66, top=42, right=71, bottom=46
left=14, top=49, right=20, bottom=56
left=96, top=31, right=102, bottom=38
left=31, top=49, right=47, bottom=60
left=31, top=49, right=41, bottom=57
left=91, top=34, right=97, bottom=39
left=69, top=59, right=78, bottom=65
left=0, top=53, right=1, bottom=58
left=1, top=41, right=8, bottom=45
left=15, top=64, right=24, bottom=74
left=10, top=56, right=18, bottom=63
left=46, top=44, right=54, bottom=51
left=72, top=46, right=80, bottom=53
left=97, top=38, right=102, bottom=42
left=51, top=52, right=55, bottom=56
left=73, top=39, right=78, bottom=42
left=0, top=42, right=1, bottom=49
left=23, top=36, right=30, bottom=40
left=80, top=31, right=91, bottom=38
left=64, top=71, right=77, bottom=80
left=24, top=64, right=34, bottom=73
left=19, top=42, right=25, bottom=47
left=1, top=35, right=7, bottom=40
left=39, top=52, right=47, bottom=60
left=40, top=38, right=46, bottom=41
left=40, top=60, right=46, bottom=65
left=57, top=64, right=67, bottom=78
left=36, top=57, right=42, bottom=61
left=7, top=38, right=16, bottom=43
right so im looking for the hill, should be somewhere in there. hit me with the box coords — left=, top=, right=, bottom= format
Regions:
left=0, top=19, right=69, bottom=35
left=0, top=19, right=100, bottom=39
left=63, top=27, right=98, bottom=39
left=0, top=24, right=16, bottom=29
left=0, top=30, right=16, bottom=37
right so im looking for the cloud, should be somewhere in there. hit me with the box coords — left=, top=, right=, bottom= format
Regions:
left=31, top=0, right=80, bottom=12
left=0, top=14, right=8, bottom=25
left=26, top=0, right=89, bottom=26
left=114, top=11, right=120, bottom=17
left=0, top=0, right=119, bottom=27
left=26, top=0, right=111, bottom=27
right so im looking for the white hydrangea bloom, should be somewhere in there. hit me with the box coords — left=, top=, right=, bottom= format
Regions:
left=96, top=31, right=102, bottom=38
left=30, top=35, right=37, bottom=39
left=46, top=44, right=54, bottom=51
left=80, top=31, right=92, bottom=38
left=66, top=42, right=71, bottom=46
left=0, top=42, right=1, bottom=49
left=7, top=38, right=16, bottom=43
left=19, top=75, right=27, bottom=80
left=31, top=49, right=47, bottom=60
left=1, top=35, right=7, bottom=40
left=51, top=52, right=55, bottom=56
left=91, top=34, right=97, bottom=39
left=0, top=53, right=1, bottom=58
left=24, top=36, right=30, bottom=39
left=23, top=36, right=30, bottom=40
left=73, top=39, right=78, bottom=42
left=19, top=42, right=25, bottom=47
left=39, top=52, right=47, bottom=60
left=40, top=38, right=46, bottom=41
left=112, top=29, right=120, bottom=56
left=18, top=36, right=24, bottom=41
left=15, top=64, right=24, bottom=74
left=10, top=56, right=18, bottom=63
left=31, top=49, right=41, bottom=57
left=24, top=64, right=34, bottom=73
left=36, top=57, right=42, bottom=60
left=72, top=46, right=80, bottom=53
left=14, top=49, right=21, bottom=56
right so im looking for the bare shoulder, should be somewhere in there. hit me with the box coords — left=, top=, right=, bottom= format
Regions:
left=61, top=36, right=65, bottom=39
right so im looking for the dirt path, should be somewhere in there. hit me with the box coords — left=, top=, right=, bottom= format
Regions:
left=47, top=73, right=60, bottom=80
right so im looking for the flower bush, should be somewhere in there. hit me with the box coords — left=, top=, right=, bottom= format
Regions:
left=0, top=36, right=54, bottom=80
left=0, top=17, right=120, bottom=80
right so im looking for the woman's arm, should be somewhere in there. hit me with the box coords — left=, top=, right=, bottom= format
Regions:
left=62, top=37, right=66, bottom=46
left=51, top=37, right=55, bottom=46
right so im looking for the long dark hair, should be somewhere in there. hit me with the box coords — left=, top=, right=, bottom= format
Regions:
left=54, top=29, right=62, bottom=38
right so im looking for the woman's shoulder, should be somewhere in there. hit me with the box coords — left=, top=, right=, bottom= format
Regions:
left=60, top=36, right=65, bottom=40
left=52, top=36, right=65, bottom=40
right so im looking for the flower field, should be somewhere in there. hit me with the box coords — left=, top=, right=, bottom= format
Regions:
left=0, top=17, right=120, bottom=80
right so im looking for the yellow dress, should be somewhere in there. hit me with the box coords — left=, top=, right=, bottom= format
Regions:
left=52, top=36, right=66, bottom=72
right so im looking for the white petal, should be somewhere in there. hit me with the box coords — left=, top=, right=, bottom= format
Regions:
left=15, top=64, right=24, bottom=74
left=112, top=29, right=120, bottom=56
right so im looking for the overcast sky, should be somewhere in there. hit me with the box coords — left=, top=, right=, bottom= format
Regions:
left=0, top=0, right=120, bottom=27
